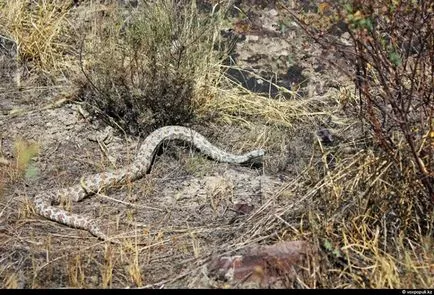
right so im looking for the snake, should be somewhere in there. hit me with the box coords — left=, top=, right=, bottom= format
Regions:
left=32, top=126, right=265, bottom=242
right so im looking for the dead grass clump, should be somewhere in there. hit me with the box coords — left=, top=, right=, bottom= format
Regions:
left=78, top=0, right=227, bottom=135
left=0, top=0, right=74, bottom=77
left=319, top=151, right=434, bottom=288
left=267, top=139, right=433, bottom=288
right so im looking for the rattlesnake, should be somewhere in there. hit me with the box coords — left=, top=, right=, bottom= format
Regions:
left=33, top=126, right=265, bottom=242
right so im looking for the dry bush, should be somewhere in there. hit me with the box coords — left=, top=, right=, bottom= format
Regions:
left=342, top=1, right=433, bottom=204
left=274, top=0, right=434, bottom=288
left=287, top=1, right=433, bottom=205
left=78, top=0, right=227, bottom=135
left=302, top=1, right=432, bottom=203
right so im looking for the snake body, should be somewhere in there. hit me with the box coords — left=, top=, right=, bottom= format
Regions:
left=33, top=126, right=264, bottom=241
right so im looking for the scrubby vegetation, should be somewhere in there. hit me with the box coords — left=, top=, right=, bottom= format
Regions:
left=77, top=0, right=227, bottom=135
left=0, top=0, right=432, bottom=289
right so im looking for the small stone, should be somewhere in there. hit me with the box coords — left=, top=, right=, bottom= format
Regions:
left=268, top=9, right=278, bottom=17
left=246, top=35, right=259, bottom=42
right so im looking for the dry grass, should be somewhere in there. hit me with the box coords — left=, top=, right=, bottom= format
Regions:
left=0, top=0, right=75, bottom=77
left=266, top=131, right=434, bottom=288
left=0, top=0, right=432, bottom=289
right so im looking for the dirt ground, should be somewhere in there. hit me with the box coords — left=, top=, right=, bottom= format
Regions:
left=0, top=1, right=359, bottom=288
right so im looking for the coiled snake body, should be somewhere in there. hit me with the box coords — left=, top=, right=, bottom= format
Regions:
left=33, top=126, right=265, bottom=241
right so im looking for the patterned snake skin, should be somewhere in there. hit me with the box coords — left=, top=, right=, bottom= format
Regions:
left=33, top=126, right=265, bottom=241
